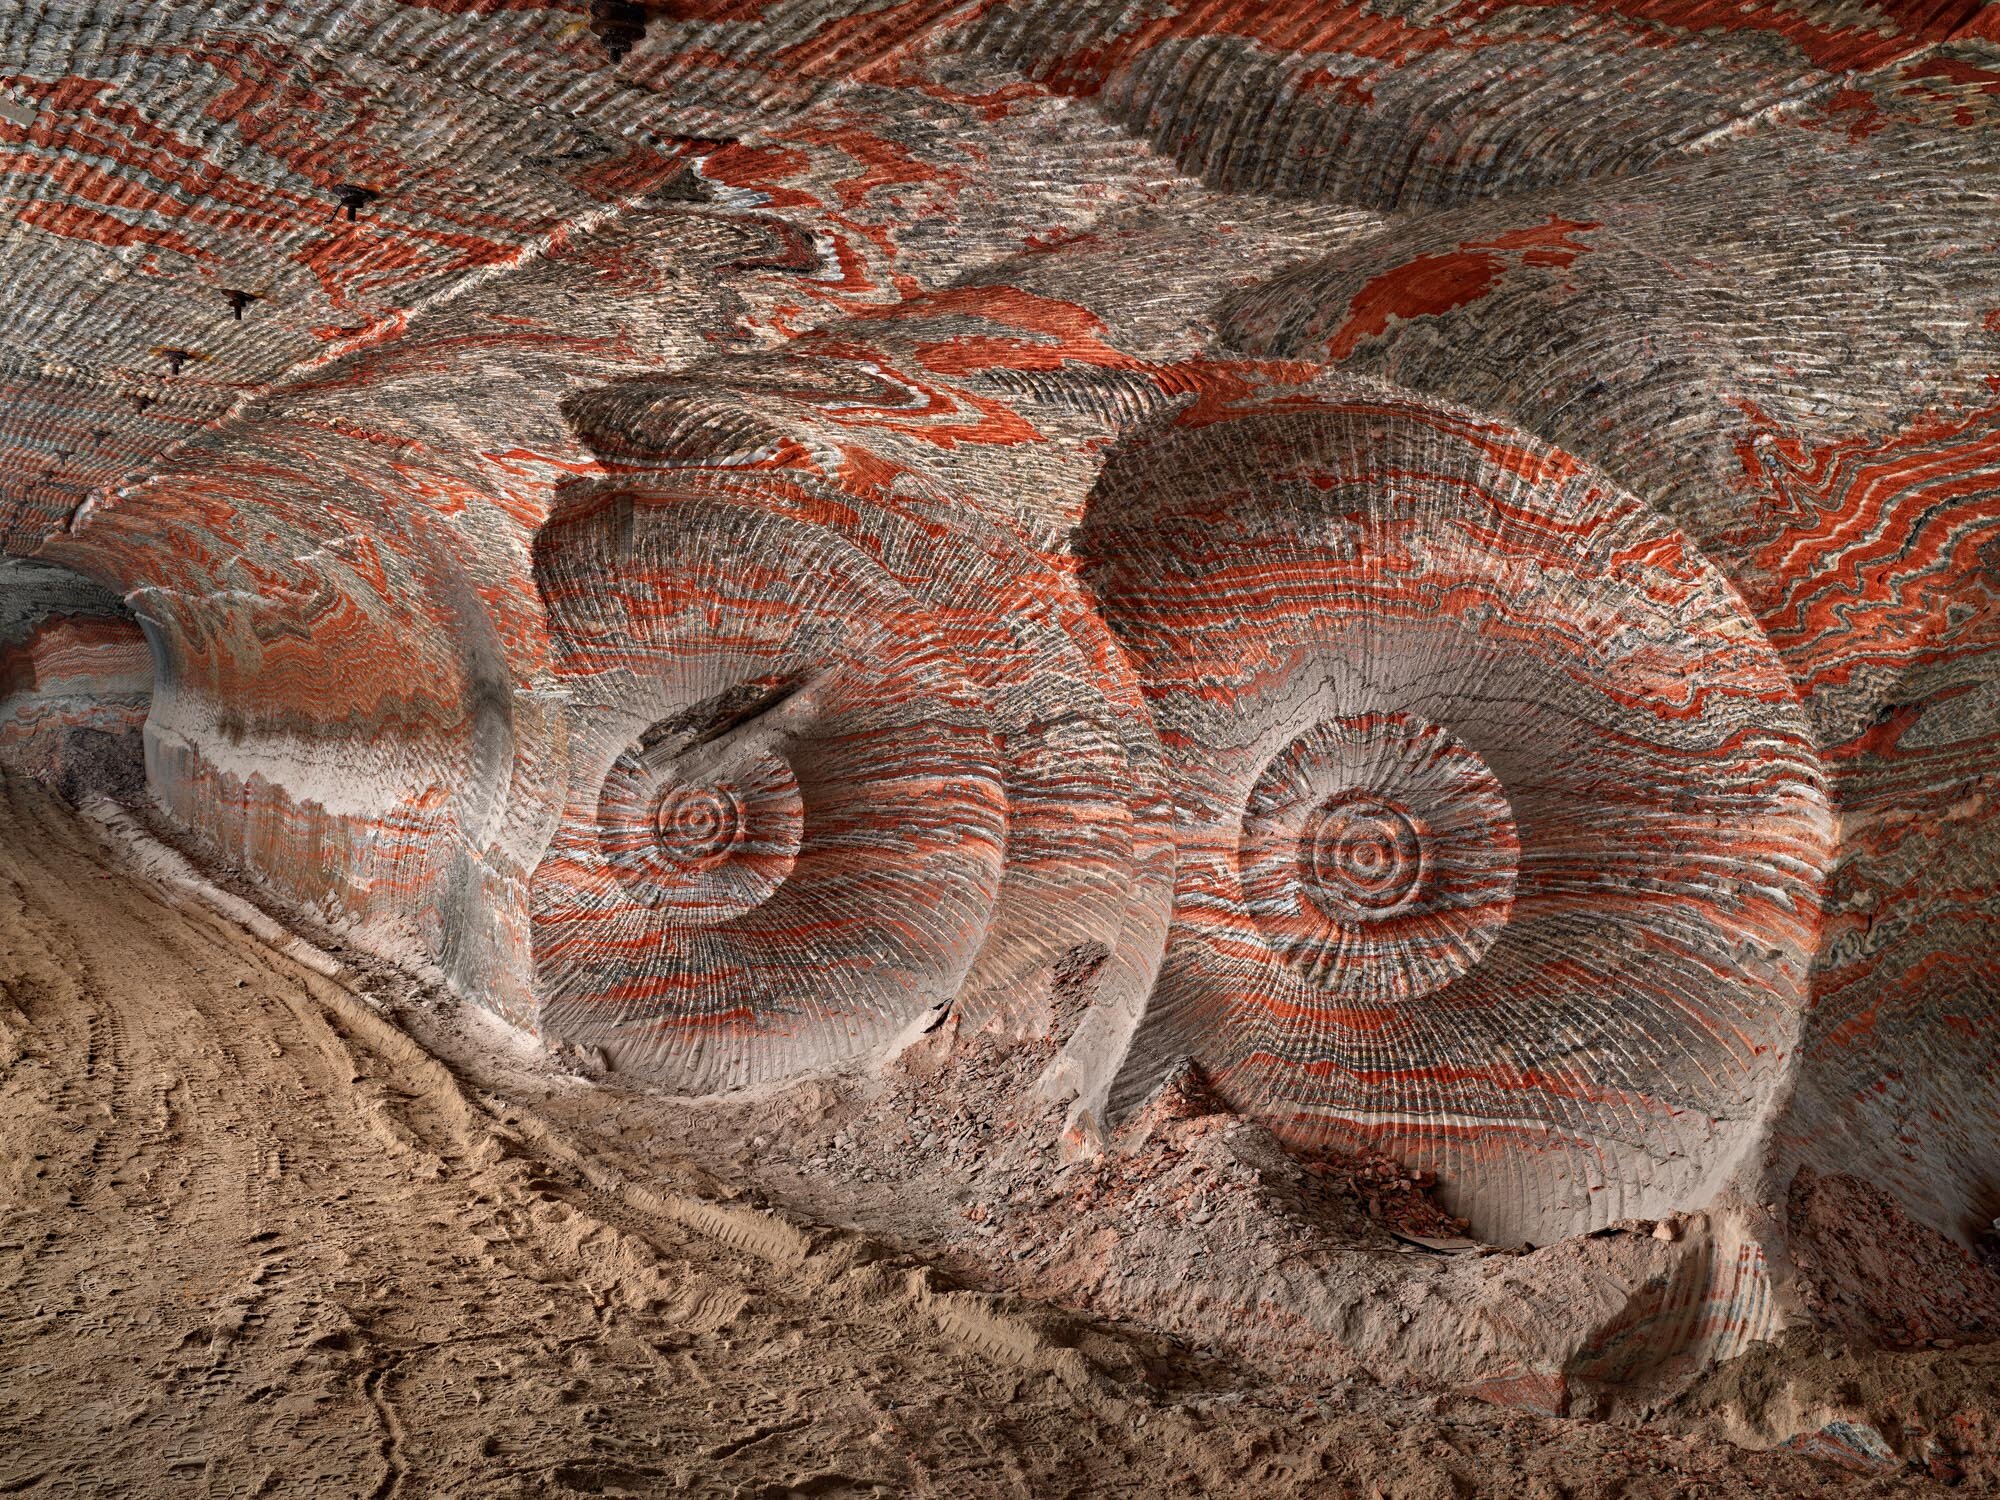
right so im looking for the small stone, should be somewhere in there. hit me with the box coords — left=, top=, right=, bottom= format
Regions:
left=1653, top=1218, right=1679, bottom=1242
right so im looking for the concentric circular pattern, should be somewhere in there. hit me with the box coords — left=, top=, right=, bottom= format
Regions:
left=1307, top=797, right=1422, bottom=913
left=592, top=741, right=804, bottom=927
left=655, top=785, right=742, bottom=867
left=1240, top=714, right=1517, bottom=1003
left=1083, top=393, right=1835, bottom=1242
left=530, top=493, right=1011, bottom=1091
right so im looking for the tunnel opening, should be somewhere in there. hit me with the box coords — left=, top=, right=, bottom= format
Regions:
left=0, top=557, right=154, bottom=804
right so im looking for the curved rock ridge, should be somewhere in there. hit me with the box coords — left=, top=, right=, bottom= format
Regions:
left=0, top=0, right=1995, bottom=1359
left=956, top=0, right=1984, bottom=207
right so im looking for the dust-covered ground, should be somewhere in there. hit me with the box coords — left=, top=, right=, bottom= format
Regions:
left=0, top=767, right=1980, bottom=1498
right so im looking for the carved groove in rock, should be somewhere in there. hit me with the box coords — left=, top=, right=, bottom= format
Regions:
left=544, top=348, right=1182, bottom=1095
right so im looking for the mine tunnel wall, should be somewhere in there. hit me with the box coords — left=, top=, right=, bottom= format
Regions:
left=11, top=179, right=1993, bottom=1264
left=0, top=1, right=1994, bottom=1367
left=0, top=557, right=153, bottom=801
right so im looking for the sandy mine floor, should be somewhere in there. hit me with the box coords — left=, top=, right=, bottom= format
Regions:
left=0, top=768, right=1969, bottom=1498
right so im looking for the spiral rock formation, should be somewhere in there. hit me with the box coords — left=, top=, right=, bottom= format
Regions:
left=1236, top=711, right=1519, bottom=1003
left=1081, top=391, right=1835, bottom=1239
left=3, top=0, right=1997, bottom=1390
left=531, top=489, right=1012, bottom=1086
left=1213, top=37, right=2000, bottom=1278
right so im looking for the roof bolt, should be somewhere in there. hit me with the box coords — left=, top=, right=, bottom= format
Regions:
left=590, top=1, right=649, bottom=64
left=333, top=184, right=379, bottom=222
left=222, top=288, right=258, bottom=320
left=158, top=348, right=192, bottom=376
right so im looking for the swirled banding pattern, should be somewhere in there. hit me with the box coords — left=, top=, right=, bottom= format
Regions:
left=1082, top=391, right=1836, bottom=1241
left=2, top=0, right=1996, bottom=1396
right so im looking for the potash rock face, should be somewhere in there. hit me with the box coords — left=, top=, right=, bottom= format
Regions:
left=3, top=0, right=1997, bottom=1393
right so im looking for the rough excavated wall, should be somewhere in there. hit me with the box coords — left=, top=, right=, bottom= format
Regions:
left=0, top=556, right=151, bottom=797
left=1221, top=35, right=2000, bottom=1270
left=2, top=0, right=1997, bottom=1342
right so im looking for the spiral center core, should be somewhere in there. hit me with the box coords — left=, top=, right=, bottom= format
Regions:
left=1239, top=712, right=1520, bottom=1001
left=1306, top=794, right=1424, bottom=914
left=655, top=784, right=745, bottom=868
